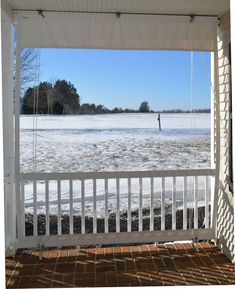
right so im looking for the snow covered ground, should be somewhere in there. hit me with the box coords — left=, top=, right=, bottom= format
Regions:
left=20, top=113, right=211, bottom=216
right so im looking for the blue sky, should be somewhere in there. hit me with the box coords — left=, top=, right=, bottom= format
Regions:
left=40, top=49, right=211, bottom=111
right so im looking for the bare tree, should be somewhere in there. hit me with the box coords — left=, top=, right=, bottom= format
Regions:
left=13, top=28, right=40, bottom=94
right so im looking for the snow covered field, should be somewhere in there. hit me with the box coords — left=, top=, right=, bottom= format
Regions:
left=20, top=113, right=211, bottom=216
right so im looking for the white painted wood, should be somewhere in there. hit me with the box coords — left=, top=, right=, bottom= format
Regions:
left=81, top=180, right=85, bottom=234
left=45, top=180, right=49, bottom=235
left=2, top=19, right=16, bottom=253
left=105, top=179, right=108, bottom=233
left=19, top=169, right=216, bottom=243
left=161, top=177, right=165, bottom=230
left=15, top=22, right=22, bottom=243
left=150, top=177, right=154, bottom=231
left=183, top=176, right=187, bottom=230
left=93, top=179, right=97, bottom=234
left=127, top=178, right=131, bottom=232
left=20, top=182, right=25, bottom=238
left=194, top=176, right=198, bottom=229
left=69, top=179, right=73, bottom=235
left=116, top=179, right=120, bottom=233
left=205, top=176, right=209, bottom=228
left=211, top=48, right=220, bottom=233
left=139, top=178, right=143, bottom=232
left=33, top=181, right=37, bottom=236
left=16, top=228, right=215, bottom=249
left=19, top=169, right=216, bottom=181
left=57, top=180, right=61, bottom=235
left=172, top=177, right=176, bottom=230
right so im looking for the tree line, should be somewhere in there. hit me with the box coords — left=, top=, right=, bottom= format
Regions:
left=21, top=80, right=152, bottom=115
left=21, top=79, right=210, bottom=115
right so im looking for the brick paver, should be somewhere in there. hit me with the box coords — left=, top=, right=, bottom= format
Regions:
left=6, top=242, right=235, bottom=287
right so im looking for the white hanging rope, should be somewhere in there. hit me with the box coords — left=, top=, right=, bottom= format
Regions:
left=32, top=50, right=40, bottom=173
left=32, top=13, right=43, bottom=173
left=189, top=51, right=195, bottom=229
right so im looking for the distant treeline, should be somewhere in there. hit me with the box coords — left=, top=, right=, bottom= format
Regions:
left=21, top=79, right=210, bottom=115
left=157, top=108, right=211, bottom=113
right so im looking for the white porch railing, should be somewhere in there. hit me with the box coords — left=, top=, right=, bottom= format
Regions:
left=16, top=169, right=215, bottom=249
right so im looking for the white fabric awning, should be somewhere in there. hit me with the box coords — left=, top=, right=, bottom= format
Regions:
left=16, top=11, right=218, bottom=51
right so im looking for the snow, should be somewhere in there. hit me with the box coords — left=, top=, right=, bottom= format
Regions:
left=20, top=113, right=211, bottom=216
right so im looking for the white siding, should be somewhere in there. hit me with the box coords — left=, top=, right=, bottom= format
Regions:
left=216, top=10, right=235, bottom=263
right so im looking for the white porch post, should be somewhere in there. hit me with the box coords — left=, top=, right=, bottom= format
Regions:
left=211, top=44, right=220, bottom=234
left=210, top=52, right=215, bottom=228
left=1, top=5, right=16, bottom=255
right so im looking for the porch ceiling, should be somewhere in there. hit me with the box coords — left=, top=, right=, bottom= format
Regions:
left=5, top=0, right=230, bottom=17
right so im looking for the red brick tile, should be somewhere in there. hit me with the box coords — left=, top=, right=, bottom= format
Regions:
left=104, top=247, right=113, bottom=255
left=113, top=246, right=122, bottom=255
left=74, top=272, right=95, bottom=280
left=153, top=257, right=165, bottom=269
left=74, top=278, right=96, bottom=287
left=163, top=256, right=175, bottom=268
left=182, top=242, right=194, bottom=251
left=139, top=245, right=149, bottom=253
left=126, top=260, right=136, bottom=270
left=147, top=244, right=157, bottom=253
left=6, top=242, right=235, bottom=288
left=6, top=276, right=21, bottom=288
left=130, top=246, right=140, bottom=255
left=49, top=250, right=59, bottom=259
left=115, top=260, right=126, bottom=271
left=85, top=263, right=95, bottom=273
left=95, top=247, right=105, bottom=256
left=173, top=256, right=194, bottom=268
left=17, top=276, right=32, bottom=288
left=121, top=246, right=131, bottom=254
left=200, top=256, right=215, bottom=265
left=173, top=243, right=185, bottom=251
left=106, top=271, right=118, bottom=284
left=33, top=264, right=55, bottom=275
left=74, top=262, right=85, bottom=273
left=96, top=265, right=115, bottom=272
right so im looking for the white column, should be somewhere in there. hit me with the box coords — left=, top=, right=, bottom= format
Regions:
left=1, top=12, right=15, bottom=255
left=210, top=52, right=215, bottom=228
left=212, top=44, right=220, bottom=233
left=231, top=2, right=235, bottom=263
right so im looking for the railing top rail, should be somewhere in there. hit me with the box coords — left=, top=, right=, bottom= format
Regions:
left=20, top=169, right=216, bottom=181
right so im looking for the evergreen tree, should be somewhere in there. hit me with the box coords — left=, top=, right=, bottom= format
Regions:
left=139, top=101, right=150, bottom=112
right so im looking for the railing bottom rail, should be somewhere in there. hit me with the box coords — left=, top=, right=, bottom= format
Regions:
left=16, top=228, right=215, bottom=249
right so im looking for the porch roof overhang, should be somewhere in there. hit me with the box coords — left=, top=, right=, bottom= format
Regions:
left=3, top=0, right=230, bottom=51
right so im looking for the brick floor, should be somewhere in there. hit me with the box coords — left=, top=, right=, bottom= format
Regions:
left=5, top=242, right=235, bottom=288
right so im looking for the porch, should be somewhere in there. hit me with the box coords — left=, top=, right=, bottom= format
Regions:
left=1, top=4, right=234, bottom=289
left=6, top=242, right=235, bottom=288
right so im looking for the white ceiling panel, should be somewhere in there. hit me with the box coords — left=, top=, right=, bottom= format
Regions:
left=4, top=0, right=230, bottom=16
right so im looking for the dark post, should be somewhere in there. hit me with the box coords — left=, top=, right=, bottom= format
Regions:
left=157, top=113, right=161, bottom=131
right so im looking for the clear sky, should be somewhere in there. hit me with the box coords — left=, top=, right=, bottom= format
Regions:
left=39, top=49, right=211, bottom=111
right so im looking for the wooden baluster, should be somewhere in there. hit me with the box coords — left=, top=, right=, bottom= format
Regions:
left=57, top=180, right=61, bottom=235
left=205, top=176, right=209, bottom=228
left=150, top=178, right=154, bottom=231
left=45, top=180, right=49, bottom=235
left=139, top=178, right=143, bottom=232
left=69, top=179, right=73, bottom=235
left=93, top=179, right=97, bottom=234
left=194, top=176, right=198, bottom=229
left=183, top=177, right=187, bottom=230
left=161, top=177, right=165, bottom=231
left=116, top=179, right=120, bottom=233
left=105, top=179, right=108, bottom=233
left=81, top=180, right=85, bottom=234
left=20, top=181, right=25, bottom=238
left=33, top=181, right=37, bottom=236
left=172, top=177, right=176, bottom=230
left=127, top=178, right=131, bottom=232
